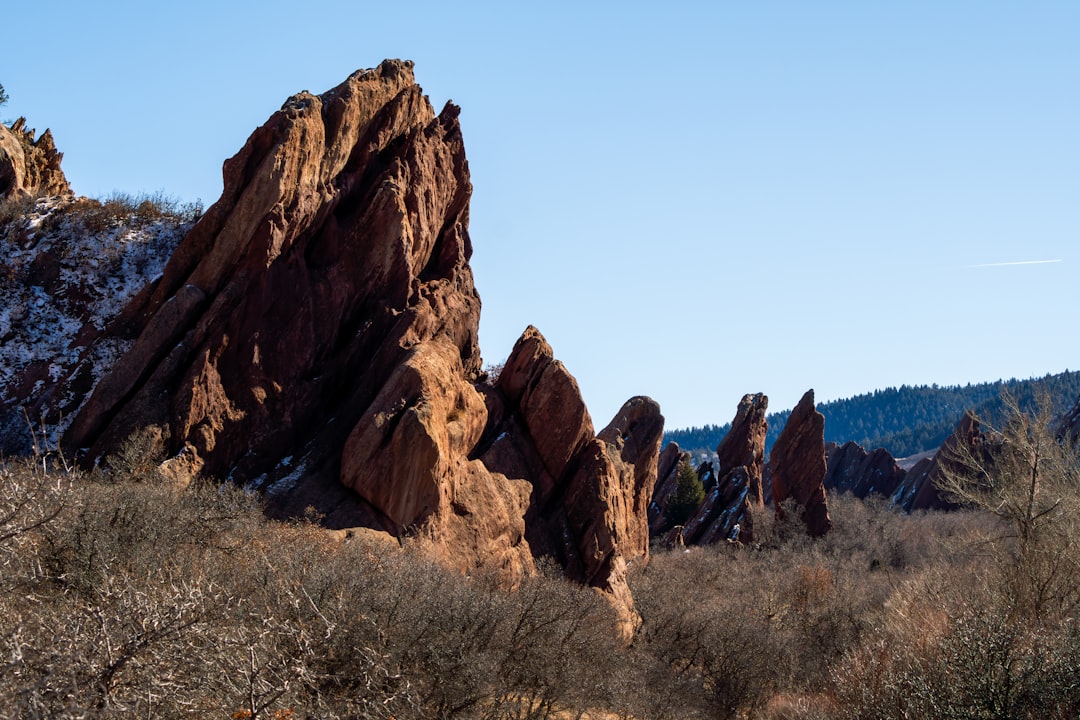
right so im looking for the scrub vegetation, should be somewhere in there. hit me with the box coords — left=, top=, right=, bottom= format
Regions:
left=2, top=400, right=1079, bottom=718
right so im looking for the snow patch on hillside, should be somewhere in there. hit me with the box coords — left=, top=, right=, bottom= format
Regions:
left=0, top=197, right=193, bottom=452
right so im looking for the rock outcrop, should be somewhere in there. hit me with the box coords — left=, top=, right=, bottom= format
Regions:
left=890, top=413, right=978, bottom=512
left=1058, top=393, right=1080, bottom=445
left=681, top=393, right=769, bottom=544
left=58, top=60, right=659, bottom=616
left=770, top=389, right=831, bottom=536
left=648, top=442, right=691, bottom=534
left=479, top=328, right=663, bottom=613
left=824, top=441, right=906, bottom=500
left=716, top=392, right=768, bottom=503
left=650, top=394, right=766, bottom=545
left=0, top=118, right=72, bottom=200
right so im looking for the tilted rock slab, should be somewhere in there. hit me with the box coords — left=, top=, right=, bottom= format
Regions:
left=63, top=61, right=660, bottom=615
left=824, top=440, right=906, bottom=500
left=647, top=442, right=691, bottom=534
left=770, top=389, right=832, bottom=536
left=653, top=393, right=767, bottom=545
left=716, top=392, right=768, bottom=504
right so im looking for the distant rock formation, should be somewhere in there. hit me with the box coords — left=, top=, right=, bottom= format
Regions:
left=648, top=442, right=690, bottom=534
left=889, top=413, right=978, bottom=512
left=824, top=441, right=906, bottom=500
left=651, top=393, right=766, bottom=545
left=0, top=118, right=72, bottom=200
left=57, top=60, right=659, bottom=619
left=1058, top=393, right=1080, bottom=445
left=716, top=393, right=768, bottom=504
left=770, top=389, right=831, bottom=536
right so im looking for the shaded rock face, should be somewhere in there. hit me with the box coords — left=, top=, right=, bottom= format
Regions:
left=648, top=442, right=690, bottom=534
left=60, top=61, right=660, bottom=613
left=650, top=394, right=765, bottom=545
left=66, top=60, right=480, bottom=508
left=770, top=389, right=831, bottom=536
left=716, top=392, right=768, bottom=503
left=682, top=466, right=753, bottom=544
left=679, top=393, right=769, bottom=545
left=890, top=413, right=979, bottom=512
left=1059, top=394, right=1080, bottom=445
left=824, top=441, right=906, bottom=500
left=0, top=118, right=72, bottom=200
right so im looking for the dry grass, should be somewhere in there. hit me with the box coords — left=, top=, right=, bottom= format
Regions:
left=2, top=408, right=1080, bottom=718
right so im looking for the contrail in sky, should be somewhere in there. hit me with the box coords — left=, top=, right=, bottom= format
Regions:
left=967, top=259, right=1064, bottom=268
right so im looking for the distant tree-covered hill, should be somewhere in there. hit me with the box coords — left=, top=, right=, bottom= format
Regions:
left=665, top=371, right=1080, bottom=460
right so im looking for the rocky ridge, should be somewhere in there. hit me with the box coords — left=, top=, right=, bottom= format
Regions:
left=0, top=118, right=72, bottom=200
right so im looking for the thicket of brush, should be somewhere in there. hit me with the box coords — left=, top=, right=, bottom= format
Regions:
left=2, top=401, right=1079, bottom=718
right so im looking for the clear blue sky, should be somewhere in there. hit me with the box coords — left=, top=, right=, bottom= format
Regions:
left=5, top=2, right=1077, bottom=430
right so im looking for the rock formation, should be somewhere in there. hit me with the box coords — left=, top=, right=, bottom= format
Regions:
left=478, top=328, right=663, bottom=612
left=682, top=466, right=753, bottom=544
left=57, top=60, right=659, bottom=617
left=890, top=413, right=979, bottom=512
left=824, top=441, right=906, bottom=500
left=1058, top=393, right=1080, bottom=445
left=770, top=389, right=831, bottom=536
left=650, top=394, right=766, bottom=545
left=0, top=118, right=72, bottom=200
left=716, top=392, right=768, bottom=503
left=648, top=442, right=690, bottom=533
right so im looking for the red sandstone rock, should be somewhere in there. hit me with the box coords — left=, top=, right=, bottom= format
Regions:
left=60, top=61, right=660, bottom=618
left=648, top=442, right=690, bottom=533
left=824, top=441, right=906, bottom=500
left=0, top=118, right=72, bottom=199
left=770, top=389, right=831, bottom=536
left=716, top=393, right=768, bottom=504
left=682, top=466, right=753, bottom=544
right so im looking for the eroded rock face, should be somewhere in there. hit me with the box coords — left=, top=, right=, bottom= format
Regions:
left=682, top=466, right=753, bottom=544
left=0, top=119, right=72, bottom=200
left=716, top=392, right=768, bottom=504
left=770, top=389, right=831, bottom=536
left=824, top=441, right=906, bottom=500
left=480, top=328, right=663, bottom=618
left=60, top=61, right=660, bottom=615
left=890, top=413, right=980, bottom=512
left=67, top=60, right=477, bottom=488
left=648, top=442, right=690, bottom=533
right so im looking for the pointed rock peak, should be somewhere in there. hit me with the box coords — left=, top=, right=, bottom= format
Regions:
left=771, top=388, right=831, bottom=536
left=0, top=117, right=72, bottom=200
left=599, top=396, right=663, bottom=446
left=497, top=325, right=556, bottom=402
left=716, top=392, right=768, bottom=504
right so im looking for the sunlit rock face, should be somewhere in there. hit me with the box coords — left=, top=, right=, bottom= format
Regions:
left=0, top=118, right=72, bottom=200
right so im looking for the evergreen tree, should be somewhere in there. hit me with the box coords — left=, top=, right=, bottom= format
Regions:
left=665, top=460, right=705, bottom=526
left=0, top=83, right=8, bottom=107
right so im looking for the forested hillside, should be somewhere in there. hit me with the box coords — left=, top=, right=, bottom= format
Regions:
left=666, top=371, right=1080, bottom=459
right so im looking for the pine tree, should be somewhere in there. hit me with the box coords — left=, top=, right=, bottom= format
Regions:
left=665, top=460, right=705, bottom=526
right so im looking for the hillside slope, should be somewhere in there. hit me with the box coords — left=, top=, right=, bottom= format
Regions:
left=666, top=371, right=1080, bottom=458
